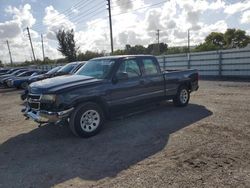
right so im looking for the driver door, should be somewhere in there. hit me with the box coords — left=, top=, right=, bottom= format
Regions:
left=108, top=58, right=145, bottom=111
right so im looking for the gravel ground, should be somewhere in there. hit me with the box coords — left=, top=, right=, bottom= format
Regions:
left=0, top=80, right=249, bottom=188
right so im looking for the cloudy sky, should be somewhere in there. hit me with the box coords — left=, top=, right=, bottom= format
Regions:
left=0, top=0, right=250, bottom=63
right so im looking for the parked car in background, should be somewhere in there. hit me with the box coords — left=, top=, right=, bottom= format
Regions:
left=21, top=66, right=63, bottom=100
left=23, top=55, right=199, bottom=138
left=7, top=70, right=47, bottom=89
left=0, top=68, right=18, bottom=76
left=2, top=70, right=41, bottom=88
left=28, top=66, right=62, bottom=84
left=0, top=68, right=25, bottom=76
left=21, top=62, right=85, bottom=100
left=54, top=61, right=86, bottom=76
left=0, top=69, right=28, bottom=86
left=0, top=68, right=10, bottom=76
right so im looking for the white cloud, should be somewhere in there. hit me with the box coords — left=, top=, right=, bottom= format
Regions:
left=224, top=0, right=250, bottom=15
left=71, top=8, right=79, bottom=15
left=0, top=4, right=36, bottom=40
left=112, top=0, right=146, bottom=14
left=209, top=0, right=225, bottom=10
left=0, top=4, right=64, bottom=63
left=75, top=18, right=109, bottom=52
left=43, top=5, right=75, bottom=40
left=5, top=4, right=36, bottom=28
left=0, top=20, right=21, bottom=39
left=241, top=10, right=250, bottom=24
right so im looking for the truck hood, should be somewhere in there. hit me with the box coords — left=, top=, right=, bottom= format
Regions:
left=29, top=75, right=102, bottom=94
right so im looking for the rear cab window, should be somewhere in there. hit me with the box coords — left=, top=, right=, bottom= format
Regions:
left=142, top=58, right=159, bottom=75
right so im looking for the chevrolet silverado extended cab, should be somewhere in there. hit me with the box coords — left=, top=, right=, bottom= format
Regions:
left=23, top=55, right=199, bottom=137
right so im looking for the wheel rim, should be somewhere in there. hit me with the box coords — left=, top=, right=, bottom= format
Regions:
left=22, top=82, right=28, bottom=89
left=180, top=89, right=188, bottom=104
left=80, top=110, right=100, bottom=132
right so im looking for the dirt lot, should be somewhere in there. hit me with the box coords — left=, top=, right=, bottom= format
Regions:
left=0, top=80, right=249, bottom=188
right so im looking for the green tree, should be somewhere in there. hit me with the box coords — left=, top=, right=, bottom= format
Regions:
left=194, top=42, right=220, bottom=52
left=0, top=60, right=3, bottom=67
left=77, top=51, right=104, bottom=61
left=166, top=47, right=188, bottom=54
left=159, top=43, right=168, bottom=54
left=224, top=28, right=250, bottom=48
left=130, top=45, right=147, bottom=54
left=113, top=49, right=126, bottom=55
left=205, top=32, right=225, bottom=48
left=56, top=29, right=78, bottom=62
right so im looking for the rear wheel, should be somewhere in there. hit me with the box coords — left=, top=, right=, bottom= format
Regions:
left=173, top=85, right=190, bottom=107
left=69, top=102, right=104, bottom=138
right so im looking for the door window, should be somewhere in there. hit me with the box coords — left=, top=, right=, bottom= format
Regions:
left=117, top=59, right=141, bottom=78
left=142, top=59, right=158, bottom=75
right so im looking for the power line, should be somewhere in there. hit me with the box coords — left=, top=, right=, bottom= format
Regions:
left=111, top=0, right=140, bottom=9
left=32, top=0, right=88, bottom=28
left=32, top=6, right=106, bottom=32
left=112, top=0, right=167, bottom=17
left=71, top=5, right=106, bottom=24
left=32, top=0, right=104, bottom=29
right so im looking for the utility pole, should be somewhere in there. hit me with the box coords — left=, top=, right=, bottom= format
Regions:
left=6, top=40, right=13, bottom=65
left=188, top=29, right=190, bottom=53
left=156, top=29, right=160, bottom=55
left=107, top=0, right=114, bottom=54
left=41, top=34, right=45, bottom=61
left=27, top=27, right=36, bottom=61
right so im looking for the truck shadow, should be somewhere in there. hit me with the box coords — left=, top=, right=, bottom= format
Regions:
left=0, top=88, right=18, bottom=93
left=0, top=103, right=212, bottom=187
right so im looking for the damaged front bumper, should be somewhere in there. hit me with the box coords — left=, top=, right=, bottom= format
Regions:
left=23, top=106, right=74, bottom=124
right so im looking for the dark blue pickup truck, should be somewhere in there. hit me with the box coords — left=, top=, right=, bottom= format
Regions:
left=23, top=55, right=199, bottom=137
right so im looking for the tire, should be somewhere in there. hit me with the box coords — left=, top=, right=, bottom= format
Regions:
left=21, top=82, right=28, bottom=89
left=69, top=102, right=104, bottom=138
left=173, top=85, right=190, bottom=107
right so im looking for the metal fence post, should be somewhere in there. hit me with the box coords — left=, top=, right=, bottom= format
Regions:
left=163, top=55, right=166, bottom=70
left=187, top=53, right=191, bottom=69
left=218, top=51, right=222, bottom=77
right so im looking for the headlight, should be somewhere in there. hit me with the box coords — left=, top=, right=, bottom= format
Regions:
left=40, top=94, right=56, bottom=102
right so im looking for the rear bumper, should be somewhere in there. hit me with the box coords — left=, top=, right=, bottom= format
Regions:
left=23, top=106, right=74, bottom=124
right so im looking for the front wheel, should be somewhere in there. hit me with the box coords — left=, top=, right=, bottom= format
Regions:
left=173, top=85, right=190, bottom=107
left=69, top=102, right=104, bottom=138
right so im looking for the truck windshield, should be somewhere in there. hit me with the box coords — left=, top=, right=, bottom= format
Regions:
left=76, top=59, right=115, bottom=79
left=46, top=66, right=61, bottom=74
left=58, top=63, right=77, bottom=73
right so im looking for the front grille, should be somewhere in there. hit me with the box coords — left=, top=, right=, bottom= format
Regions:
left=28, top=94, right=41, bottom=100
left=28, top=94, right=41, bottom=110
left=28, top=102, right=40, bottom=110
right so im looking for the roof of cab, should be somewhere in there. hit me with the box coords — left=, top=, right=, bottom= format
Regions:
left=91, top=55, right=155, bottom=61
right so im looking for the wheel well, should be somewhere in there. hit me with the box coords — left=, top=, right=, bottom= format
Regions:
left=179, top=82, right=192, bottom=91
left=75, top=98, right=110, bottom=119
